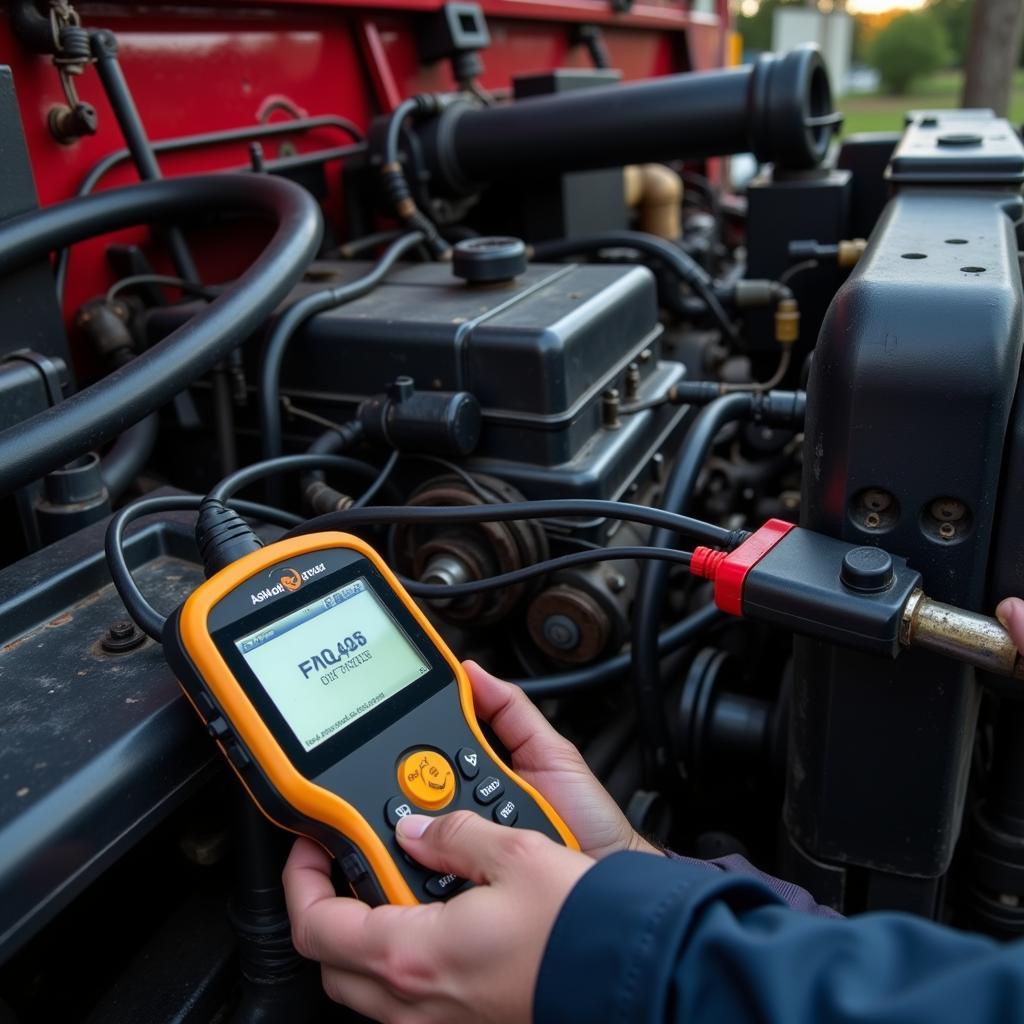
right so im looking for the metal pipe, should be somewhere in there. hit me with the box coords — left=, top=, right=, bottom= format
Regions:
left=901, top=590, right=1024, bottom=680
left=418, top=46, right=836, bottom=195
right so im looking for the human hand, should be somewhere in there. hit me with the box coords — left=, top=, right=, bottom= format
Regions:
left=464, top=659, right=660, bottom=859
left=284, top=811, right=593, bottom=1024
left=997, top=597, right=1024, bottom=652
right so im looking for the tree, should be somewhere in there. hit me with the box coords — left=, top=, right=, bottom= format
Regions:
left=927, top=0, right=974, bottom=68
left=868, top=12, right=952, bottom=95
left=961, top=0, right=1024, bottom=114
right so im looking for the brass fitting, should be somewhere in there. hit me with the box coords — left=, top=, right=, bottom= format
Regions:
left=837, top=238, right=868, bottom=268
left=774, top=297, right=800, bottom=345
left=900, top=589, right=1024, bottom=681
left=623, top=163, right=683, bottom=240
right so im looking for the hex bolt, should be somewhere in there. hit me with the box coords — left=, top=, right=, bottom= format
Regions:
left=101, top=619, right=145, bottom=654
left=864, top=511, right=881, bottom=529
left=939, top=522, right=956, bottom=540
left=605, top=572, right=628, bottom=594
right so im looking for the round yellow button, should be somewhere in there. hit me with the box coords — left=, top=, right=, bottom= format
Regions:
left=398, top=749, right=456, bottom=811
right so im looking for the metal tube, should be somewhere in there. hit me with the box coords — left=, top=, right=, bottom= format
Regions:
left=901, top=590, right=1024, bottom=680
left=419, top=46, right=835, bottom=194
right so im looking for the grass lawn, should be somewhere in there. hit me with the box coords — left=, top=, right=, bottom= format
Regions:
left=839, top=69, right=1024, bottom=134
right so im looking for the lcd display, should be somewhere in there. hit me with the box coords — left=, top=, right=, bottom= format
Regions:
left=235, top=577, right=431, bottom=751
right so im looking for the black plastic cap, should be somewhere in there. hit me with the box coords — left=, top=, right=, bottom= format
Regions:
left=748, top=45, right=837, bottom=170
left=195, top=498, right=264, bottom=579
left=452, top=236, right=527, bottom=283
left=840, top=546, right=894, bottom=593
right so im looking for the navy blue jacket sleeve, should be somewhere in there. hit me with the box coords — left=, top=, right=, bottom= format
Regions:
left=534, top=851, right=1024, bottom=1024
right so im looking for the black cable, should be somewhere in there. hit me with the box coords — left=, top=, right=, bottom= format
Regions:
left=105, top=494, right=303, bottom=640
left=210, top=453, right=389, bottom=504
left=531, top=231, right=739, bottom=344
left=632, top=392, right=754, bottom=782
left=512, top=602, right=722, bottom=699
left=0, top=174, right=322, bottom=498
left=107, top=273, right=219, bottom=306
left=404, top=546, right=691, bottom=600
left=286, top=496, right=741, bottom=550
left=351, top=449, right=400, bottom=510
left=258, top=231, right=425, bottom=462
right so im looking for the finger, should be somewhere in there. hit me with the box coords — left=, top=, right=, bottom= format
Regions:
left=997, top=597, right=1024, bottom=651
left=283, top=837, right=336, bottom=923
left=464, top=660, right=578, bottom=770
left=395, top=809, right=525, bottom=883
left=321, top=964, right=405, bottom=1021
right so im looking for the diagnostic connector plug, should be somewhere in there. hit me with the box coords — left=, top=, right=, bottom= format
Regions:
left=691, top=520, right=921, bottom=658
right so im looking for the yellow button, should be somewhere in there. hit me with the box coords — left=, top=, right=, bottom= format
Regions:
left=398, top=749, right=456, bottom=811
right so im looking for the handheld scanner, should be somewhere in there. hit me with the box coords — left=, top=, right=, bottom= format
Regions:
left=163, top=531, right=577, bottom=905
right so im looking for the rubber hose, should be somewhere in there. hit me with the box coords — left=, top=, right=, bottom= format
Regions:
left=631, top=392, right=754, bottom=779
left=0, top=174, right=323, bottom=497
left=100, top=413, right=159, bottom=499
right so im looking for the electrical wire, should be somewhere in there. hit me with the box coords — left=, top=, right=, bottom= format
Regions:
left=531, top=231, right=740, bottom=344
left=106, top=273, right=219, bottom=307
left=258, top=230, right=426, bottom=462
left=719, top=346, right=791, bottom=394
left=403, top=546, right=692, bottom=600
left=351, top=449, right=400, bottom=509
left=511, top=602, right=723, bottom=698
left=779, top=259, right=818, bottom=287
left=105, top=494, right=304, bottom=641
left=210, top=453, right=387, bottom=503
left=287, top=496, right=743, bottom=549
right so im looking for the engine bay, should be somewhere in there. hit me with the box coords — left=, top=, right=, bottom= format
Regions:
left=1, top=0, right=1023, bottom=1019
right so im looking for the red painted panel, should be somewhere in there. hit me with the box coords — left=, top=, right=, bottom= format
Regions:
left=0, top=0, right=725, bottom=356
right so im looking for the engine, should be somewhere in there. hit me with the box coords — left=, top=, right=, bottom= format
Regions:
left=0, top=0, right=1023, bottom=1018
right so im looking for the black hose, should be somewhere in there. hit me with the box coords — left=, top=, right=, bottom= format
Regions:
left=513, top=603, right=722, bottom=699
left=0, top=174, right=322, bottom=497
left=531, top=231, right=738, bottom=343
left=100, top=412, right=159, bottom=499
left=105, top=494, right=304, bottom=641
left=258, top=231, right=425, bottom=461
left=631, top=392, right=755, bottom=781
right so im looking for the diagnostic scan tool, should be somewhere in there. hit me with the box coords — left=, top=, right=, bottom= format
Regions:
left=163, top=532, right=577, bottom=905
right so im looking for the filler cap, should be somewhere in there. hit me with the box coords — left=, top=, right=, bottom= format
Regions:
left=452, top=236, right=527, bottom=283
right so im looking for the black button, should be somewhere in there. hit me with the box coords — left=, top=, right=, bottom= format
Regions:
left=196, top=692, right=218, bottom=721
left=493, top=798, right=518, bottom=826
left=424, top=872, right=466, bottom=899
left=840, top=546, right=894, bottom=593
left=384, top=795, right=416, bottom=829
left=457, top=747, right=480, bottom=779
left=224, top=740, right=251, bottom=770
left=207, top=716, right=231, bottom=741
left=341, top=852, right=368, bottom=883
left=474, top=776, right=504, bottom=805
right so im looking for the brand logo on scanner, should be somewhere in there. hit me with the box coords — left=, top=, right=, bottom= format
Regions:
left=249, top=563, right=326, bottom=605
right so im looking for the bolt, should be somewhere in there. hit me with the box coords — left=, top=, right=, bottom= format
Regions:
left=651, top=452, right=665, bottom=483
left=625, top=362, right=641, bottom=401
left=639, top=348, right=653, bottom=364
left=101, top=619, right=145, bottom=654
left=602, top=389, right=621, bottom=430
left=543, top=614, right=580, bottom=651
left=930, top=498, right=966, bottom=522
left=605, top=572, right=628, bottom=594
left=939, top=522, right=956, bottom=540
left=864, top=511, right=881, bottom=530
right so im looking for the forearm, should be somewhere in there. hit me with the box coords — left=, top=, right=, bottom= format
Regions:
left=535, top=852, right=1024, bottom=1024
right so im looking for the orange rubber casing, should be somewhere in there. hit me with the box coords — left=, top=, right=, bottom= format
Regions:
left=174, top=530, right=578, bottom=905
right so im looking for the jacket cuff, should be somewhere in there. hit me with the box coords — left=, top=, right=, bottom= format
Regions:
left=534, top=851, right=781, bottom=1024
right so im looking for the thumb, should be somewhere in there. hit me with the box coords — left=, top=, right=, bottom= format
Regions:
left=997, top=597, right=1024, bottom=652
left=396, top=810, right=519, bottom=885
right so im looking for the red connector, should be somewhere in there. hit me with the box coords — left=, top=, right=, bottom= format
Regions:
left=690, top=518, right=795, bottom=615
